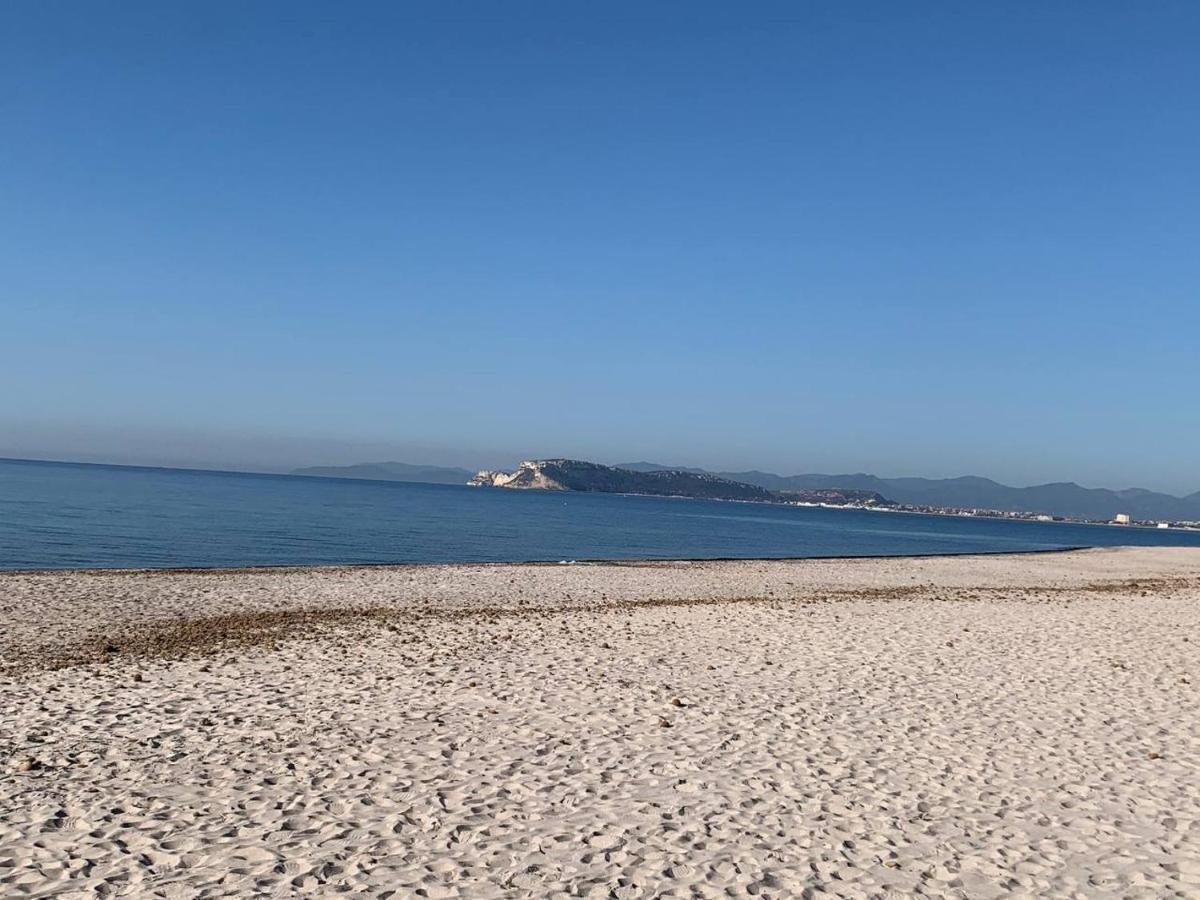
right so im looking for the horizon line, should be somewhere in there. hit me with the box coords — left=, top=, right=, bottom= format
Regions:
left=2, top=455, right=1196, bottom=500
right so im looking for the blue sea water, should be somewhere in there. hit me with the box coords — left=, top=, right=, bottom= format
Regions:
left=2, top=458, right=1199, bottom=570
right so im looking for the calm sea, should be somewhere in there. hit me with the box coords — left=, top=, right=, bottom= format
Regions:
left=2, top=458, right=1199, bottom=570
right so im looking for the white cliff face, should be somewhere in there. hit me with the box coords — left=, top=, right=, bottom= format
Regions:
left=468, top=461, right=567, bottom=490
left=517, top=463, right=567, bottom=490
left=468, top=469, right=517, bottom=487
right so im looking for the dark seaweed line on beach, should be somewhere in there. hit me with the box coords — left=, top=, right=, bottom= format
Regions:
left=3, top=576, right=1194, bottom=676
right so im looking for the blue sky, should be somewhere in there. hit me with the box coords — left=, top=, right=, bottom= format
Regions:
left=3, top=2, right=1198, bottom=492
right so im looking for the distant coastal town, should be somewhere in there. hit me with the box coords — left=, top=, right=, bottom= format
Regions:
left=872, top=503, right=1197, bottom=531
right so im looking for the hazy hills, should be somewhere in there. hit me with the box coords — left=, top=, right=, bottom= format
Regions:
left=618, top=463, right=1200, bottom=521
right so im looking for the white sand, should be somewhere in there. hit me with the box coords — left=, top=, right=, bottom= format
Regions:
left=2, top=546, right=1199, bottom=898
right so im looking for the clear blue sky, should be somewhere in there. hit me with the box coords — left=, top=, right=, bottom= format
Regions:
left=3, top=2, right=1198, bottom=492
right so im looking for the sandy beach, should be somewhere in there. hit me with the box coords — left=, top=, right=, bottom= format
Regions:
left=2, top=546, right=1199, bottom=898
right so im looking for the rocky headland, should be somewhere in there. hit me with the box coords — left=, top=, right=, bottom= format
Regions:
left=470, top=459, right=892, bottom=508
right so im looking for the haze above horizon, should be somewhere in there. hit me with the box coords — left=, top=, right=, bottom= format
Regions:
left=3, top=2, right=1198, bottom=494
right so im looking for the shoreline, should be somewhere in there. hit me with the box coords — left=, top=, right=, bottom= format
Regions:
left=0, top=543, right=1097, bottom=576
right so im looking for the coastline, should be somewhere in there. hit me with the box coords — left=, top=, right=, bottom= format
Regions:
left=4, top=547, right=1200, bottom=896
left=0, top=542, right=1094, bottom=577
left=8, top=456, right=1200, bottom=573
left=10, top=456, right=1198, bottom=530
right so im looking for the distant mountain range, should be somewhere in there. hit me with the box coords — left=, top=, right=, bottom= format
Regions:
left=617, top=463, right=1200, bottom=521
left=293, top=458, right=1200, bottom=521
left=292, top=461, right=475, bottom=484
